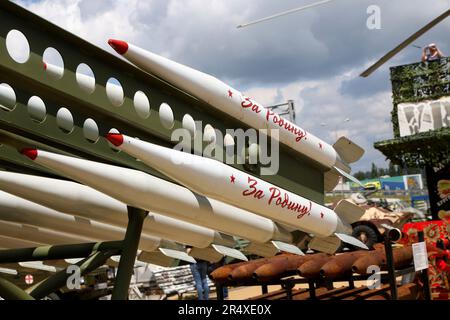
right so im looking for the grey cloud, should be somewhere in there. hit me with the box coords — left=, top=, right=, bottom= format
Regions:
left=340, top=68, right=390, bottom=98
left=78, top=0, right=116, bottom=20
left=16, top=0, right=449, bottom=172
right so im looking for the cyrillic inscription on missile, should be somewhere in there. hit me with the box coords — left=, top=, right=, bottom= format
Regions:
left=241, top=96, right=308, bottom=143
left=242, top=176, right=312, bottom=219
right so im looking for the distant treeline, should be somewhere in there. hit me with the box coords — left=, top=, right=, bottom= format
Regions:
left=353, top=161, right=423, bottom=181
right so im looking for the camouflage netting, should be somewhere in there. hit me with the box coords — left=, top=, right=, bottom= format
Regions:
left=374, top=58, right=450, bottom=167
left=374, top=128, right=450, bottom=167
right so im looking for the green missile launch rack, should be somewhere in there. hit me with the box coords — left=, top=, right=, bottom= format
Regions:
left=0, top=1, right=326, bottom=300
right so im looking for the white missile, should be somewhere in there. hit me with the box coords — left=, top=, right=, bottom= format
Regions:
left=0, top=195, right=198, bottom=265
left=0, top=171, right=222, bottom=249
left=108, top=39, right=364, bottom=190
left=0, top=190, right=162, bottom=252
left=0, top=219, right=192, bottom=266
left=0, top=235, right=43, bottom=249
left=19, top=149, right=294, bottom=248
left=105, top=134, right=368, bottom=252
left=0, top=219, right=100, bottom=246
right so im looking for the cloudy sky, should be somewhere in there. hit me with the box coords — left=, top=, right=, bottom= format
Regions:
left=15, top=0, right=450, bottom=172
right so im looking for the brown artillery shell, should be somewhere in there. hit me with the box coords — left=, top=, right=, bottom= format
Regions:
left=391, top=245, right=413, bottom=268
left=254, top=253, right=328, bottom=282
left=229, top=254, right=291, bottom=282
left=210, top=260, right=252, bottom=283
left=297, top=254, right=332, bottom=279
left=352, top=251, right=386, bottom=274
left=320, top=251, right=369, bottom=279
left=352, top=245, right=413, bottom=275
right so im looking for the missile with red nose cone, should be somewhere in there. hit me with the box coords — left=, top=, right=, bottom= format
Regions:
left=108, top=39, right=364, bottom=190
left=0, top=170, right=222, bottom=249
left=19, top=149, right=294, bottom=252
left=106, top=134, right=368, bottom=252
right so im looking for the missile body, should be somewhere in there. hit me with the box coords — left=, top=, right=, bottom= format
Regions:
left=20, top=149, right=293, bottom=245
left=0, top=190, right=164, bottom=251
left=106, top=134, right=363, bottom=241
left=0, top=235, right=43, bottom=249
left=0, top=171, right=221, bottom=249
left=108, top=40, right=364, bottom=181
left=0, top=219, right=99, bottom=246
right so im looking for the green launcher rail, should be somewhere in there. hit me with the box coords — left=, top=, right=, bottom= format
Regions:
left=0, top=1, right=326, bottom=300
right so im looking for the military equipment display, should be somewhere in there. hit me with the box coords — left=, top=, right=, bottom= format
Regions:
left=20, top=148, right=298, bottom=255
left=0, top=1, right=437, bottom=302
left=103, top=133, right=368, bottom=252
left=108, top=39, right=365, bottom=191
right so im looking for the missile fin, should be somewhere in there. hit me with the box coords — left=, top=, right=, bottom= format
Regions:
left=334, top=233, right=369, bottom=250
left=212, top=244, right=248, bottom=261
left=65, top=258, right=83, bottom=265
left=333, top=137, right=364, bottom=164
left=107, top=256, right=121, bottom=268
left=324, top=170, right=341, bottom=192
left=1, top=264, right=21, bottom=272
left=158, top=247, right=197, bottom=264
left=189, top=247, right=224, bottom=263
left=0, top=267, right=17, bottom=276
left=43, top=260, right=69, bottom=268
left=271, top=241, right=305, bottom=256
left=333, top=166, right=364, bottom=187
left=18, top=262, right=58, bottom=273
left=334, top=199, right=365, bottom=224
left=244, top=241, right=279, bottom=257
left=308, top=236, right=342, bottom=254
left=138, top=251, right=179, bottom=267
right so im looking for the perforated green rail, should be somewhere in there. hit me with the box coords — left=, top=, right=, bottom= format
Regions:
left=0, top=1, right=324, bottom=203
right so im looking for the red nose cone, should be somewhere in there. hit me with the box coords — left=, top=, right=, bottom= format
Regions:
left=106, top=133, right=124, bottom=146
left=108, top=39, right=129, bottom=55
left=21, top=148, right=38, bottom=160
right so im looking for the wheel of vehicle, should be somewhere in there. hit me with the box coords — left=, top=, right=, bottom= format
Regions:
left=352, top=225, right=378, bottom=249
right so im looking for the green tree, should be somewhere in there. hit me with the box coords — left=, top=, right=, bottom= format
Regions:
left=354, top=171, right=366, bottom=181
left=370, top=162, right=378, bottom=179
left=388, top=161, right=397, bottom=177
